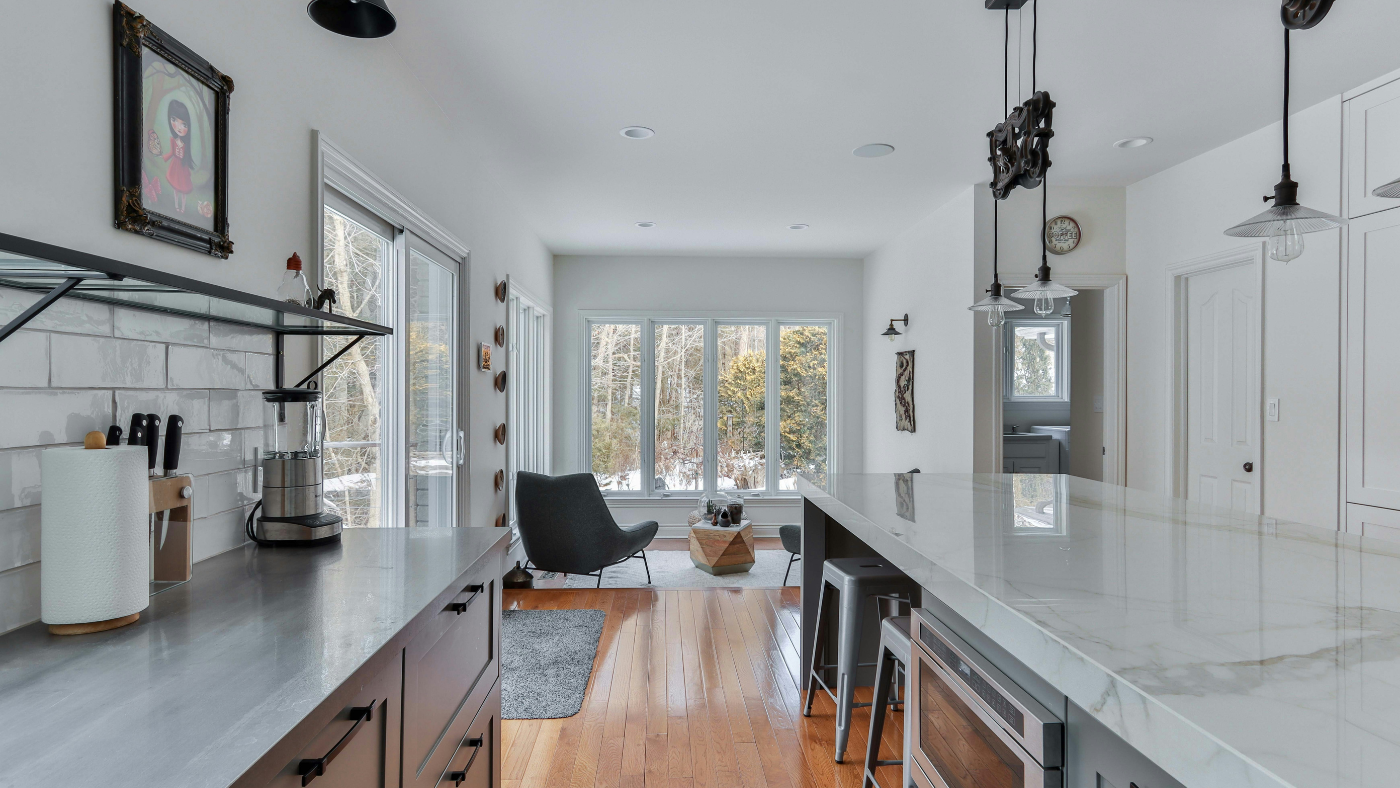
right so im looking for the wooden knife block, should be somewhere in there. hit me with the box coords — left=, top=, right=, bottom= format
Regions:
left=150, top=475, right=193, bottom=583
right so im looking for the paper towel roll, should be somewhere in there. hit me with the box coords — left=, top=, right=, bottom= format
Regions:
left=41, top=446, right=149, bottom=626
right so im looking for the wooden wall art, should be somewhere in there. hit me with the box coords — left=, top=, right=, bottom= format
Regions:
left=494, top=470, right=505, bottom=492
left=895, top=350, right=916, bottom=433
left=495, top=281, right=507, bottom=302
left=494, top=371, right=507, bottom=392
left=494, top=325, right=505, bottom=346
left=494, top=424, right=506, bottom=444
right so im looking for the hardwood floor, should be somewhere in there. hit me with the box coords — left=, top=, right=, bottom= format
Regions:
left=502, top=588, right=906, bottom=788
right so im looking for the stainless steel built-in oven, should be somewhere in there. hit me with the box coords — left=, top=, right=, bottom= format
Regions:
left=908, top=609, right=1063, bottom=788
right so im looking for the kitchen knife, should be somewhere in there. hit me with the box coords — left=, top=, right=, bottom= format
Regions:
left=106, top=425, right=123, bottom=447
left=128, top=414, right=146, bottom=447
left=163, top=415, right=183, bottom=477
left=145, top=414, right=161, bottom=476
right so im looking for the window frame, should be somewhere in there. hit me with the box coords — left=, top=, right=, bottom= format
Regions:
left=581, top=311, right=839, bottom=500
left=1003, top=317, right=1071, bottom=403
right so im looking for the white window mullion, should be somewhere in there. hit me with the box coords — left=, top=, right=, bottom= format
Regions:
left=641, top=319, right=657, bottom=497
left=703, top=319, right=718, bottom=495
left=765, top=318, right=781, bottom=495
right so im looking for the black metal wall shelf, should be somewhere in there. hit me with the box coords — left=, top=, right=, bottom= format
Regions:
left=0, top=232, right=392, bottom=389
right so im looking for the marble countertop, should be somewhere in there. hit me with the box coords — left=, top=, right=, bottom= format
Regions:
left=0, top=527, right=507, bottom=788
left=798, top=473, right=1400, bottom=788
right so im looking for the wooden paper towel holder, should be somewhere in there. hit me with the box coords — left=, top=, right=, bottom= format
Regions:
left=47, top=474, right=195, bottom=636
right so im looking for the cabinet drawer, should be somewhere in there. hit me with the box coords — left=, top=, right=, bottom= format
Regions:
left=403, top=564, right=499, bottom=787
left=265, top=652, right=403, bottom=788
left=432, top=680, right=499, bottom=788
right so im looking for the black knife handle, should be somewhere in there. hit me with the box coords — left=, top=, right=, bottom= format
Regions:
left=145, top=414, right=161, bottom=472
left=128, top=414, right=146, bottom=447
left=106, top=425, right=123, bottom=447
left=163, top=416, right=183, bottom=475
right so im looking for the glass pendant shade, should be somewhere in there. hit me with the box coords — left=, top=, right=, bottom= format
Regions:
left=1375, top=176, right=1400, bottom=199
left=1011, top=277, right=1079, bottom=303
left=1225, top=202, right=1344, bottom=239
left=969, top=292, right=1024, bottom=327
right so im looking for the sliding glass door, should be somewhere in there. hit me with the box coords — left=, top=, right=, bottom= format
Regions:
left=406, top=238, right=459, bottom=528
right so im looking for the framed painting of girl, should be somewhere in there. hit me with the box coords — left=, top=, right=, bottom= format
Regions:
left=113, top=2, right=234, bottom=258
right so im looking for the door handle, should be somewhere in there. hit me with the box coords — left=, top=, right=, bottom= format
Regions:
left=297, top=699, right=379, bottom=786
left=446, top=737, right=485, bottom=786
left=1244, top=462, right=1254, bottom=473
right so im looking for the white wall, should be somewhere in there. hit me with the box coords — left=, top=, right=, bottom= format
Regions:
left=0, top=0, right=550, bottom=633
left=864, top=188, right=978, bottom=473
left=1126, top=97, right=1342, bottom=528
left=552, top=255, right=863, bottom=527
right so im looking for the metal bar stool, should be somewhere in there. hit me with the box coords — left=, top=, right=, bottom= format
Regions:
left=779, top=524, right=802, bottom=585
left=863, top=616, right=910, bottom=788
left=803, top=556, right=918, bottom=762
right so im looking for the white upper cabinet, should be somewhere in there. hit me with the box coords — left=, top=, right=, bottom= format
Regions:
left=1346, top=208, right=1400, bottom=509
left=1347, top=77, right=1400, bottom=219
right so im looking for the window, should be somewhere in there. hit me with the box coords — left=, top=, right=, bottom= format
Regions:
left=1004, top=319, right=1069, bottom=402
left=586, top=316, right=835, bottom=497
left=507, top=282, right=551, bottom=542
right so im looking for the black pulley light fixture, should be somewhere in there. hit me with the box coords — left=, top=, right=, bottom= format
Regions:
left=308, top=0, right=397, bottom=38
left=1224, top=0, right=1344, bottom=261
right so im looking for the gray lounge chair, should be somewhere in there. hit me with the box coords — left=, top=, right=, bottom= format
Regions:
left=515, top=471, right=658, bottom=587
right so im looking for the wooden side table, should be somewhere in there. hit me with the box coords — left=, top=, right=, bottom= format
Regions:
left=689, top=520, right=755, bottom=575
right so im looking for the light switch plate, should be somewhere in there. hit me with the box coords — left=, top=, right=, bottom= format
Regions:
left=1093, top=395, right=1104, bottom=413
left=1267, top=398, right=1280, bottom=422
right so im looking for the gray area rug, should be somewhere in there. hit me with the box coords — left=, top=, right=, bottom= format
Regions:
left=501, top=608, right=605, bottom=719
left=562, top=547, right=797, bottom=589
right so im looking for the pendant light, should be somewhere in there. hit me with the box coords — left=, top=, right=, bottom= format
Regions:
left=1009, top=0, right=1077, bottom=314
left=307, top=0, right=397, bottom=38
left=1224, top=19, right=1343, bottom=260
left=969, top=7, right=1025, bottom=328
left=1375, top=177, right=1400, bottom=199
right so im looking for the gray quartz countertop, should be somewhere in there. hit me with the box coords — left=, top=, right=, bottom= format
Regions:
left=799, top=473, right=1400, bottom=788
left=0, top=527, right=507, bottom=788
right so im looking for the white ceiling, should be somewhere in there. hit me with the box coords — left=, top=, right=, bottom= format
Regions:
left=392, top=0, right=1400, bottom=258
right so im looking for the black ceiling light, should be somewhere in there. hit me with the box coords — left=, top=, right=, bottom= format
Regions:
left=1224, top=0, right=1344, bottom=261
left=307, top=0, right=397, bottom=38
left=969, top=4, right=1028, bottom=328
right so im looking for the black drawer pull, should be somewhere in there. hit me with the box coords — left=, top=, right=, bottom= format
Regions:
left=447, top=584, right=486, bottom=615
left=298, top=699, right=380, bottom=786
left=446, top=737, right=485, bottom=786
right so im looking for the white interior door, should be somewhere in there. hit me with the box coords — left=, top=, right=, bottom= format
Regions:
left=1185, top=262, right=1261, bottom=513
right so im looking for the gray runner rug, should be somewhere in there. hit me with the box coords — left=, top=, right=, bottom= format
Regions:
left=501, top=608, right=606, bottom=719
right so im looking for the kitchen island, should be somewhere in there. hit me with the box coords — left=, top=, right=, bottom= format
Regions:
left=798, top=473, right=1400, bottom=788
left=0, top=527, right=507, bottom=788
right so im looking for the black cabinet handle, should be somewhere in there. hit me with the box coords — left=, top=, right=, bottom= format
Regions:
left=297, top=699, right=380, bottom=786
left=447, top=584, right=486, bottom=615
left=446, top=737, right=485, bottom=786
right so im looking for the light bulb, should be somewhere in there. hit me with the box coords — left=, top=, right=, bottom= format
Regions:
left=987, top=309, right=1006, bottom=328
left=886, top=332, right=897, bottom=342
left=1034, top=293, right=1055, bottom=317
left=1268, top=220, right=1304, bottom=263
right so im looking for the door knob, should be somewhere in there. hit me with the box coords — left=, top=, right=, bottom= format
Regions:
left=1243, top=462, right=1254, bottom=473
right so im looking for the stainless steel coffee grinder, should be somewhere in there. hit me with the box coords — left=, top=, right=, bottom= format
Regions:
left=251, top=389, right=342, bottom=544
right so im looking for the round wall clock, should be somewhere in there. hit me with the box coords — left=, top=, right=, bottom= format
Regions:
left=1045, top=215, right=1081, bottom=255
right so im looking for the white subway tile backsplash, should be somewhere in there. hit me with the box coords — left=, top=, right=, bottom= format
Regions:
left=209, top=390, right=264, bottom=430
left=0, top=331, right=48, bottom=387
left=113, top=307, right=209, bottom=346
left=50, top=335, right=166, bottom=388
left=245, top=353, right=275, bottom=390
left=0, top=449, right=42, bottom=510
left=210, top=322, right=274, bottom=354
left=192, top=506, right=251, bottom=563
left=178, top=430, right=244, bottom=475
left=115, top=390, right=211, bottom=436
left=0, top=287, right=111, bottom=336
left=0, top=507, right=40, bottom=572
left=0, top=563, right=40, bottom=635
left=193, top=468, right=256, bottom=519
left=0, top=390, right=111, bottom=449
left=167, top=346, right=245, bottom=389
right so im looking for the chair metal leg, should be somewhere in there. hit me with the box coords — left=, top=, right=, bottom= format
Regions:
left=597, top=567, right=604, bottom=588
left=803, top=580, right=828, bottom=718
left=783, top=553, right=798, bottom=586
left=834, top=584, right=864, bottom=762
left=639, top=550, right=651, bottom=584
left=863, top=647, right=898, bottom=788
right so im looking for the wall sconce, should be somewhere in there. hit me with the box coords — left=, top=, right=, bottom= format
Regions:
left=882, top=314, right=909, bottom=342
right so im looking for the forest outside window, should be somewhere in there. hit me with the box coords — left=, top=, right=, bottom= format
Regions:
left=1004, top=319, right=1069, bottom=402
left=587, top=317, right=834, bottom=497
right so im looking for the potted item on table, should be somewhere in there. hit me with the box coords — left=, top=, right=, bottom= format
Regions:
left=726, top=497, right=744, bottom=524
left=717, top=509, right=733, bottom=528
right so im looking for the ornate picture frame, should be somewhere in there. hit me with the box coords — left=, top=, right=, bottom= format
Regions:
left=112, top=2, right=234, bottom=258
left=895, top=350, right=916, bottom=433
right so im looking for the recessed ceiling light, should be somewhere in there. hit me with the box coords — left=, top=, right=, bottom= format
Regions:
left=1113, top=137, right=1153, bottom=149
left=853, top=143, right=895, bottom=158
left=620, top=126, right=655, bottom=139
left=788, top=224, right=809, bottom=230
left=635, top=221, right=656, bottom=228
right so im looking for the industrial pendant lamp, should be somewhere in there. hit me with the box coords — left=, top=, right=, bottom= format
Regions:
left=1008, top=0, right=1076, bottom=315
left=307, top=0, right=397, bottom=38
left=1375, top=177, right=1400, bottom=199
left=1225, top=2, right=1343, bottom=261
left=969, top=6, right=1025, bottom=328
